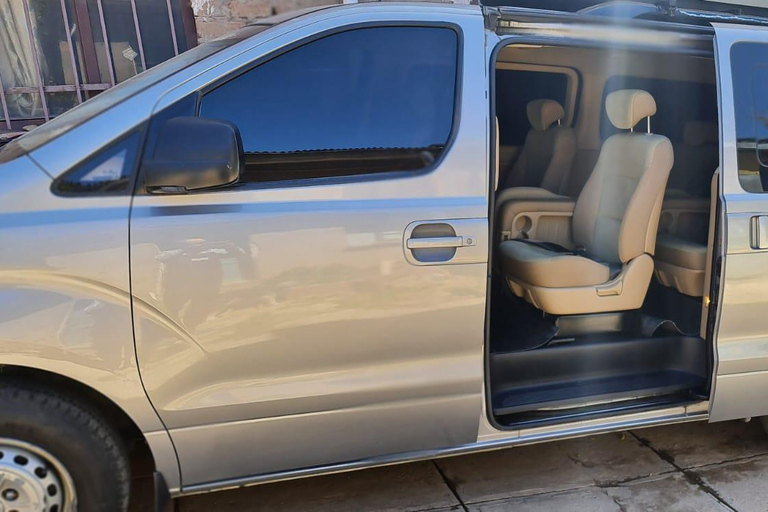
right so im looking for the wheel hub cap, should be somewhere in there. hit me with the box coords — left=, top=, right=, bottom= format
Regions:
left=0, top=444, right=65, bottom=512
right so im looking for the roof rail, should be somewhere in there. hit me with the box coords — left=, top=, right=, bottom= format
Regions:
left=484, top=0, right=768, bottom=27
left=342, top=0, right=477, bottom=4
left=482, top=0, right=768, bottom=15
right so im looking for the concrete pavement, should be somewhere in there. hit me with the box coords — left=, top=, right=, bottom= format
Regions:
left=129, top=419, right=768, bottom=511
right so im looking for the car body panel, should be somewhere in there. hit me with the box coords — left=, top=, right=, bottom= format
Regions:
left=183, top=399, right=709, bottom=495
left=0, top=157, right=181, bottom=490
left=127, top=5, right=489, bottom=487
left=709, top=23, right=768, bottom=421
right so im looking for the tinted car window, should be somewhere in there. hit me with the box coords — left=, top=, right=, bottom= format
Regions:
left=199, top=26, right=459, bottom=183
left=496, top=70, right=569, bottom=146
left=55, top=132, right=141, bottom=195
left=732, top=42, right=768, bottom=193
left=0, top=5, right=330, bottom=165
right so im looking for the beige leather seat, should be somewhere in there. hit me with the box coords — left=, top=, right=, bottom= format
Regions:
left=654, top=234, right=707, bottom=297
left=654, top=173, right=718, bottom=297
left=657, top=122, right=717, bottom=258
left=653, top=124, right=719, bottom=298
left=499, top=90, right=674, bottom=315
left=667, top=121, right=718, bottom=198
left=498, top=99, right=576, bottom=197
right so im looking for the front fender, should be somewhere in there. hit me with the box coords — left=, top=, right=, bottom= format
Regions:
left=0, top=156, right=180, bottom=490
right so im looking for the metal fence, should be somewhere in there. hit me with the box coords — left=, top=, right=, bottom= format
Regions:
left=0, top=0, right=197, bottom=131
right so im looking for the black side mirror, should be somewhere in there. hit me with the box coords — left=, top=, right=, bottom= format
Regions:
left=143, top=116, right=243, bottom=193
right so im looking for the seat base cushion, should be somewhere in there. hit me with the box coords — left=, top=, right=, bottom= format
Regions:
left=499, top=239, right=611, bottom=288
left=506, top=254, right=655, bottom=315
left=655, top=234, right=707, bottom=270
left=655, top=261, right=705, bottom=297
left=654, top=234, right=706, bottom=297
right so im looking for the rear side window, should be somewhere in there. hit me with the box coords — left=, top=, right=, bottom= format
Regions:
left=199, top=26, right=459, bottom=183
left=495, top=69, right=569, bottom=146
left=732, top=42, right=768, bottom=193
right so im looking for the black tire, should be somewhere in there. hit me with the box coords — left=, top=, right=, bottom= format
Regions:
left=0, top=382, right=131, bottom=512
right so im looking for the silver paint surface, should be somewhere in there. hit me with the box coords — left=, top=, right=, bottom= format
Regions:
left=128, top=5, right=489, bottom=486
left=710, top=23, right=768, bottom=421
left=0, top=157, right=180, bottom=490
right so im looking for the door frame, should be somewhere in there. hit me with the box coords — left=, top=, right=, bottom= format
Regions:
left=708, top=22, right=768, bottom=422
left=131, top=4, right=493, bottom=490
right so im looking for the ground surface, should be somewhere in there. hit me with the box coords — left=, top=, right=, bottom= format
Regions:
left=129, top=419, right=768, bottom=511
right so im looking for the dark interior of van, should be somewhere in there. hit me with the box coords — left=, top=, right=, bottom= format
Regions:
left=489, top=42, right=719, bottom=428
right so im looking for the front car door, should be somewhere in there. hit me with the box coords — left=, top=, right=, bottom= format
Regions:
left=710, top=23, right=768, bottom=421
left=129, top=6, right=489, bottom=488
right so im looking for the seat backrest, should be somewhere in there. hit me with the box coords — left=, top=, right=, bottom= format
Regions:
left=505, top=99, right=576, bottom=194
left=572, top=90, right=674, bottom=264
left=668, top=121, right=719, bottom=197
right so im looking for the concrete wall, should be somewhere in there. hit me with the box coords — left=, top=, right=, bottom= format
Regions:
left=191, top=0, right=473, bottom=42
left=192, top=0, right=342, bottom=42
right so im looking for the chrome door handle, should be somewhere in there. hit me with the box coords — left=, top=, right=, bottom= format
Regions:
left=751, top=215, right=768, bottom=250
left=406, top=236, right=476, bottom=250
left=403, top=219, right=486, bottom=266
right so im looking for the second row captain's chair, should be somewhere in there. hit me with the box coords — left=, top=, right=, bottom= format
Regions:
left=498, top=99, right=576, bottom=198
left=498, top=90, right=674, bottom=315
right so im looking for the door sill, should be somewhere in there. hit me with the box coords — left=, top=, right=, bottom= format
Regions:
left=496, top=394, right=704, bottom=429
left=182, top=401, right=709, bottom=497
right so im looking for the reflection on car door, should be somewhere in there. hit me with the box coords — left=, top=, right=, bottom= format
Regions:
left=129, top=19, right=489, bottom=487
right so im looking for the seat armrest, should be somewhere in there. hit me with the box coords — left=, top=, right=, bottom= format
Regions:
left=659, top=196, right=709, bottom=240
left=497, top=197, right=577, bottom=246
left=496, top=187, right=565, bottom=207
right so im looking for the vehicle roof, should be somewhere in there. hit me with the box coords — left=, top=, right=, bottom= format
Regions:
left=483, top=0, right=768, bottom=28
left=482, top=0, right=767, bottom=15
left=340, top=0, right=768, bottom=29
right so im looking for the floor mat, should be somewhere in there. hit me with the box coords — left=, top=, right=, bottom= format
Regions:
left=641, top=282, right=702, bottom=337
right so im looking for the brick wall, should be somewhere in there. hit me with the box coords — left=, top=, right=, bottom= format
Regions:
left=192, top=0, right=343, bottom=42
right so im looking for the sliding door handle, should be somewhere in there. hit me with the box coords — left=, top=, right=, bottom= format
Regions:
left=406, top=236, right=476, bottom=250
left=403, top=219, right=486, bottom=266
left=751, top=215, right=768, bottom=250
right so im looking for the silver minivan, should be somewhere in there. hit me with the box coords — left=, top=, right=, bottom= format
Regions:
left=2, top=0, right=768, bottom=510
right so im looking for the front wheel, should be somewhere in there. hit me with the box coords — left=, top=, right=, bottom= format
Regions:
left=0, top=383, right=130, bottom=512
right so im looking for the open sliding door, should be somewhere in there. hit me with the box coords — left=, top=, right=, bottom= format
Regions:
left=710, top=23, right=768, bottom=421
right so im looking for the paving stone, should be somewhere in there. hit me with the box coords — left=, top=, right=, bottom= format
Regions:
left=466, top=473, right=727, bottom=512
left=179, top=461, right=459, bottom=512
left=631, top=420, right=768, bottom=469
left=693, top=454, right=768, bottom=511
left=435, top=432, right=674, bottom=504
left=467, top=487, right=619, bottom=512
left=604, top=473, right=728, bottom=512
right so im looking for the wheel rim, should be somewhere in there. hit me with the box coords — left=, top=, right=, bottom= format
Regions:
left=0, top=439, right=77, bottom=512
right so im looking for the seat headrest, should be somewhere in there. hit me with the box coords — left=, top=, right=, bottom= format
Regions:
left=683, top=121, right=718, bottom=147
left=527, top=99, right=565, bottom=132
left=605, top=89, right=657, bottom=130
